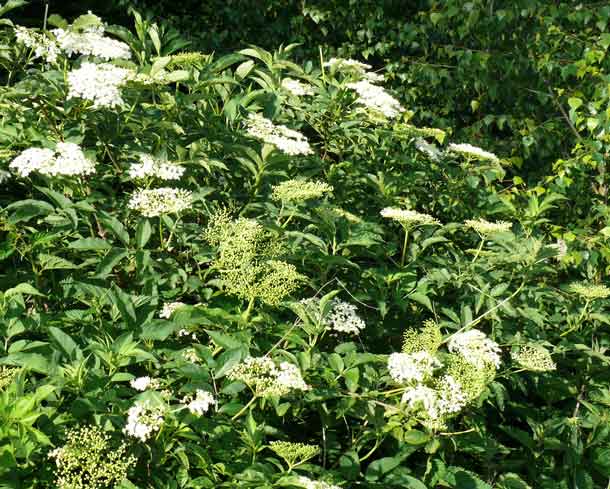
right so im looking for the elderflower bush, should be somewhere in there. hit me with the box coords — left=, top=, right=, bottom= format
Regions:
left=0, top=6, right=609, bottom=489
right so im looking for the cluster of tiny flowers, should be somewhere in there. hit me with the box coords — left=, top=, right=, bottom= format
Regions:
left=402, top=320, right=443, bottom=355
left=414, top=138, right=442, bottom=161
left=269, top=441, right=319, bottom=467
left=464, top=218, right=512, bottom=235
left=14, top=26, right=60, bottom=62
left=228, top=356, right=309, bottom=396
left=10, top=142, right=96, bottom=177
left=177, top=328, right=198, bottom=340
left=123, top=400, right=165, bottom=442
left=548, top=239, right=568, bottom=259
left=128, top=154, right=185, bottom=180
left=183, top=389, right=217, bottom=416
left=128, top=188, right=192, bottom=217
left=129, top=376, right=161, bottom=391
left=447, top=329, right=502, bottom=369
left=295, top=476, right=342, bottom=489
left=346, top=80, right=404, bottom=119
left=0, top=366, right=18, bottom=390
left=49, top=425, right=135, bottom=489
left=512, top=346, right=556, bottom=372
left=271, top=179, right=333, bottom=203
left=281, top=78, right=315, bottom=96
left=447, top=143, right=499, bottom=163
left=167, top=51, right=209, bottom=68
left=323, top=57, right=372, bottom=73
left=67, top=62, right=132, bottom=108
left=380, top=207, right=440, bottom=227
left=568, top=281, right=610, bottom=300
left=245, top=113, right=313, bottom=155
left=159, top=301, right=186, bottom=319
left=387, top=351, right=440, bottom=384
left=326, top=300, right=366, bottom=334
left=53, top=25, right=131, bottom=60
left=182, top=348, right=200, bottom=363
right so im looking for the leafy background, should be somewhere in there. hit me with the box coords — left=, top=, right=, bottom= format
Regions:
left=1, top=1, right=610, bottom=488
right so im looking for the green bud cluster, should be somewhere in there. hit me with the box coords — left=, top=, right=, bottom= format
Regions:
left=402, top=320, right=443, bottom=354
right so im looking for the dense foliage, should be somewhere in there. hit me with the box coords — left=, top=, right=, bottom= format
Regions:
left=0, top=2, right=609, bottom=489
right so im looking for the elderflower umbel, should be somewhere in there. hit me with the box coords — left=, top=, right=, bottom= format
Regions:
left=10, top=142, right=96, bottom=177
left=295, top=476, right=342, bottom=489
left=380, top=207, right=440, bottom=227
left=568, top=281, right=610, bottom=300
left=512, top=346, right=556, bottom=372
left=272, top=179, right=333, bottom=203
left=128, top=188, right=192, bottom=217
left=228, top=357, right=309, bottom=396
left=128, top=154, right=185, bottom=181
left=67, top=62, right=132, bottom=108
left=270, top=441, right=319, bottom=468
left=447, top=329, right=501, bottom=369
left=281, top=78, right=314, bottom=96
left=123, top=400, right=164, bottom=442
left=49, top=425, right=135, bottom=489
left=402, top=320, right=443, bottom=355
left=464, top=218, right=512, bottom=235
left=401, top=384, right=441, bottom=420
left=387, top=351, right=440, bottom=384
left=183, top=389, right=217, bottom=416
left=53, top=25, right=131, bottom=61
left=245, top=113, right=313, bottom=156
left=327, top=300, right=366, bottom=334
left=14, top=26, right=60, bottom=62
left=435, top=374, right=468, bottom=416
left=447, top=143, right=499, bottom=163
left=129, top=376, right=160, bottom=391
left=0, top=366, right=18, bottom=390
left=346, top=80, right=404, bottom=119
left=414, top=138, right=442, bottom=161
left=159, top=301, right=186, bottom=319
left=323, top=57, right=372, bottom=73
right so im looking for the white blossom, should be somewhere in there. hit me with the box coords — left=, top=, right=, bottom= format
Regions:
left=123, top=400, right=164, bottom=442
left=323, top=57, right=372, bottom=73
left=245, top=113, right=313, bottom=156
left=346, top=80, right=404, bottom=119
left=327, top=300, right=366, bottom=334
left=14, top=26, right=60, bottom=63
left=464, top=218, right=512, bottom=235
left=67, top=62, right=132, bottom=108
left=128, top=154, right=185, bottom=181
left=387, top=351, right=440, bottom=384
left=228, top=357, right=309, bottom=396
left=436, top=375, right=468, bottom=415
left=447, top=329, right=501, bottom=369
left=401, top=384, right=441, bottom=419
left=129, top=376, right=160, bottom=391
left=447, top=143, right=499, bottom=163
left=276, top=361, right=310, bottom=391
left=295, top=476, right=341, bottom=489
left=281, top=78, right=314, bottom=96
left=183, top=390, right=217, bottom=416
left=9, top=143, right=95, bottom=177
left=128, top=188, right=192, bottom=217
left=159, top=301, right=186, bottom=319
left=380, top=207, right=440, bottom=226
left=415, top=138, right=442, bottom=161
left=53, top=26, right=131, bottom=60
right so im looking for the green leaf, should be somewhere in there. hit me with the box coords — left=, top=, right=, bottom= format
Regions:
left=5, top=199, right=54, bottom=224
left=68, top=237, right=111, bottom=251
left=48, top=327, right=81, bottom=360
left=135, top=219, right=152, bottom=248
left=402, top=429, right=430, bottom=445
left=38, top=253, right=78, bottom=271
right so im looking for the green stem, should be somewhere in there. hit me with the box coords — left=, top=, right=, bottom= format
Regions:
left=472, top=237, right=485, bottom=262
left=400, top=227, right=410, bottom=267
left=231, top=396, right=257, bottom=421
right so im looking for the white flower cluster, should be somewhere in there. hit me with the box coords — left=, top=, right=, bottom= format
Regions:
left=53, top=25, right=131, bottom=61
left=323, top=57, right=372, bottom=72
left=346, top=80, right=404, bottom=119
left=159, top=301, right=186, bottom=319
left=380, top=207, right=440, bottom=227
left=129, top=376, right=160, bottom=391
left=327, top=300, right=366, bottom=334
left=447, top=329, right=502, bottom=369
left=123, top=400, right=164, bottom=442
left=447, top=143, right=499, bottom=163
left=387, top=351, right=440, bottom=384
left=128, top=188, right=192, bottom=217
left=10, top=142, right=96, bottom=178
left=15, top=26, right=60, bottom=63
left=228, top=356, right=309, bottom=396
left=401, top=374, right=468, bottom=427
left=183, top=389, right=217, bottom=416
left=128, top=154, right=185, bottom=181
left=295, top=476, right=341, bottom=489
left=271, top=179, right=333, bottom=203
left=281, top=78, right=314, bottom=96
left=568, top=281, right=610, bottom=300
left=415, top=138, right=442, bottom=161
left=245, top=114, right=313, bottom=156
left=464, top=218, right=512, bottom=235
left=67, top=62, right=132, bottom=108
